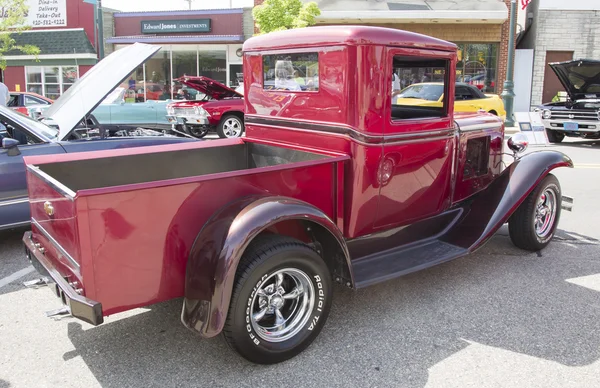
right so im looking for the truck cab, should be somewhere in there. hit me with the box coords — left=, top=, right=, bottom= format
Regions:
left=22, top=26, right=572, bottom=365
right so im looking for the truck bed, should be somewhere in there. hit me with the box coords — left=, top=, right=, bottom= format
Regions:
left=24, top=139, right=347, bottom=319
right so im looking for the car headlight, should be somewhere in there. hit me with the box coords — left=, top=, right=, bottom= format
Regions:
left=542, top=109, right=551, bottom=119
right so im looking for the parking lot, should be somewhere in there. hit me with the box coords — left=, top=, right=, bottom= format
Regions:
left=1, top=138, right=599, bottom=388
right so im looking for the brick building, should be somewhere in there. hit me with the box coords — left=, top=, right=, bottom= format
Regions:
left=254, top=0, right=517, bottom=94
left=2, top=0, right=98, bottom=99
left=517, top=0, right=600, bottom=106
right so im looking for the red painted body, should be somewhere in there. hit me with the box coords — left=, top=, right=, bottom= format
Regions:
left=21, top=26, right=571, bottom=334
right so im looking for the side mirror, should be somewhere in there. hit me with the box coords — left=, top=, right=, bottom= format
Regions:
left=507, top=133, right=529, bottom=157
left=2, top=137, right=21, bottom=156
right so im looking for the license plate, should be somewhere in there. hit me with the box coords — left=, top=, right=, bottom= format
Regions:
left=564, top=122, right=578, bottom=131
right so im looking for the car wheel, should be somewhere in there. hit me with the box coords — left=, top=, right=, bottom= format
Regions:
left=545, top=129, right=564, bottom=143
left=509, top=174, right=562, bottom=251
left=184, top=125, right=209, bottom=138
left=217, top=114, right=244, bottom=138
left=223, top=235, right=332, bottom=364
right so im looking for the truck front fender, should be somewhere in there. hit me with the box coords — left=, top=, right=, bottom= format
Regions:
left=443, top=150, right=573, bottom=250
left=181, top=195, right=350, bottom=337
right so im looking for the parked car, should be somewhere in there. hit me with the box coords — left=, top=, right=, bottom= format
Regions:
left=535, top=59, right=600, bottom=143
left=8, top=91, right=53, bottom=116
left=394, top=82, right=506, bottom=119
left=22, top=27, right=572, bottom=365
left=166, top=76, right=245, bottom=138
left=0, top=43, right=198, bottom=231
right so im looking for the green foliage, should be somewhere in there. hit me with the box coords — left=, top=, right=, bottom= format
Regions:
left=0, top=0, right=40, bottom=70
left=253, top=0, right=321, bottom=35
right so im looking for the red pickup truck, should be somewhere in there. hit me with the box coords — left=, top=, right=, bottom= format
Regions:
left=22, top=26, right=573, bottom=365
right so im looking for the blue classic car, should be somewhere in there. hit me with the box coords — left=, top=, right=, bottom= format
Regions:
left=0, top=43, right=197, bottom=230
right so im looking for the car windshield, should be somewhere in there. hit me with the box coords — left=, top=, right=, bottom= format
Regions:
left=396, top=84, right=444, bottom=101
left=0, top=105, right=58, bottom=140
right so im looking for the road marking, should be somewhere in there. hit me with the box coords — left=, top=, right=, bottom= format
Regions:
left=566, top=274, right=600, bottom=293
left=0, top=266, right=34, bottom=289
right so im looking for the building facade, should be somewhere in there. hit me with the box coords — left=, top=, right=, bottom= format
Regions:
left=518, top=0, right=600, bottom=106
left=2, top=0, right=98, bottom=99
left=105, top=8, right=253, bottom=100
left=255, top=0, right=516, bottom=94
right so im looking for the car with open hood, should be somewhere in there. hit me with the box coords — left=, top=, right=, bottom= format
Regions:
left=0, top=43, right=197, bottom=231
left=536, top=59, right=600, bottom=143
left=166, top=76, right=245, bottom=138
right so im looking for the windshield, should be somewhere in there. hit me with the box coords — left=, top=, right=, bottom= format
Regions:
left=0, top=105, right=58, bottom=140
left=396, top=84, right=444, bottom=101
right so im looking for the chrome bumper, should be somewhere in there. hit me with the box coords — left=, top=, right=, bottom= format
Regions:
left=542, top=119, right=600, bottom=133
left=166, top=115, right=210, bottom=126
left=23, top=231, right=103, bottom=326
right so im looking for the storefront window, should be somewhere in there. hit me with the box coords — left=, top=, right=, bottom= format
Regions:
left=456, top=43, right=499, bottom=93
left=229, top=64, right=243, bottom=88
left=198, top=50, right=226, bottom=84
left=145, top=47, right=171, bottom=100
left=25, top=66, right=79, bottom=99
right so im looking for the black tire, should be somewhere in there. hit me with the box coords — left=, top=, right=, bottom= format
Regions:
left=184, top=124, right=209, bottom=138
left=223, top=235, right=332, bottom=364
left=509, top=174, right=562, bottom=251
left=217, top=114, right=245, bottom=138
left=488, top=110, right=498, bottom=116
left=546, top=129, right=564, bottom=143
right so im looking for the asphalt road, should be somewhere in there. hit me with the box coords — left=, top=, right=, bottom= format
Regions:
left=0, top=137, right=599, bottom=388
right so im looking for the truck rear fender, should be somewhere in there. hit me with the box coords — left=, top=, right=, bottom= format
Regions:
left=181, top=196, right=351, bottom=337
left=443, top=150, right=573, bottom=251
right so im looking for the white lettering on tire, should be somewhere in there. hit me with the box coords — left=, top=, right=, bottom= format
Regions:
left=245, top=273, right=269, bottom=346
left=308, top=274, right=325, bottom=331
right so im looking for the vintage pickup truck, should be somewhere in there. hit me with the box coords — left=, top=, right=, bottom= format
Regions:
left=22, top=26, right=573, bottom=365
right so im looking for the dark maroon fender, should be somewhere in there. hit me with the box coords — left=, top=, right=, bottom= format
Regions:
left=181, top=196, right=351, bottom=337
left=443, top=150, right=573, bottom=250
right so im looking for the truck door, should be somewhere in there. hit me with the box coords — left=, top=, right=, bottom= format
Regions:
left=374, top=49, right=456, bottom=229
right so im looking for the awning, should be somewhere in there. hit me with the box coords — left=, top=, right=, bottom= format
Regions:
left=308, top=0, right=509, bottom=24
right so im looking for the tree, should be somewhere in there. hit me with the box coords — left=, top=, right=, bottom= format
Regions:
left=0, top=0, right=40, bottom=70
left=253, top=0, right=321, bottom=35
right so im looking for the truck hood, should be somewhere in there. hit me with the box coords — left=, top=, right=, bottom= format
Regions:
left=549, top=59, right=600, bottom=101
left=176, top=76, right=243, bottom=100
left=42, top=43, right=161, bottom=141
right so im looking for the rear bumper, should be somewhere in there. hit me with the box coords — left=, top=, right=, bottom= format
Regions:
left=23, top=231, right=103, bottom=326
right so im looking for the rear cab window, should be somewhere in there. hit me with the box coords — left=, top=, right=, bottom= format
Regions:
left=263, top=53, right=319, bottom=92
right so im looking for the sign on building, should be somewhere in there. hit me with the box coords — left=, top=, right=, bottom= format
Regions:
left=141, top=19, right=211, bottom=34
left=1, top=0, right=67, bottom=27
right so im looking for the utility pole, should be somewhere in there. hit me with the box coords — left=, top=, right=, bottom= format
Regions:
left=185, top=0, right=193, bottom=10
left=98, top=0, right=104, bottom=59
left=501, top=0, right=517, bottom=126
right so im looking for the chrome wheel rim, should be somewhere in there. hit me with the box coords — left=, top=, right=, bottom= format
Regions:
left=534, top=188, right=557, bottom=238
left=250, top=268, right=315, bottom=343
left=223, top=117, right=243, bottom=137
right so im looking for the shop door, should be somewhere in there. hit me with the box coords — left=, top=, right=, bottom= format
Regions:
left=543, top=51, right=573, bottom=103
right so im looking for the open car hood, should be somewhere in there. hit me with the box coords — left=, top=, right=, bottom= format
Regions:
left=43, top=43, right=161, bottom=141
left=176, top=76, right=243, bottom=100
left=549, top=59, right=600, bottom=101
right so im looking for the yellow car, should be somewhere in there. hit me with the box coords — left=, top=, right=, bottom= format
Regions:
left=394, top=82, right=506, bottom=120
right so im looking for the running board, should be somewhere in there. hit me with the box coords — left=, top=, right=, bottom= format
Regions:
left=353, top=240, right=467, bottom=288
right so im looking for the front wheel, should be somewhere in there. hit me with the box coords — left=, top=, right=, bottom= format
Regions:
left=546, top=129, right=564, bottom=143
left=223, top=235, right=332, bottom=364
left=183, top=124, right=209, bottom=138
left=217, top=114, right=245, bottom=138
left=509, top=174, right=562, bottom=251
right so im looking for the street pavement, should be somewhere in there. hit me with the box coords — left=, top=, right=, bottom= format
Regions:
left=0, top=137, right=599, bottom=388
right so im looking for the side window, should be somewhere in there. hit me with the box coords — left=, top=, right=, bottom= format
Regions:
left=263, top=53, right=319, bottom=92
left=24, top=96, right=45, bottom=106
left=7, top=95, right=19, bottom=107
left=455, top=86, right=474, bottom=101
left=391, top=56, right=449, bottom=121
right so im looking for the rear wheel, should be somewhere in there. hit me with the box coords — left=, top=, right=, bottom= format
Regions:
left=217, top=114, right=244, bottom=138
left=223, top=235, right=332, bottom=364
left=488, top=110, right=498, bottom=115
left=509, top=174, right=562, bottom=251
left=546, top=129, right=564, bottom=143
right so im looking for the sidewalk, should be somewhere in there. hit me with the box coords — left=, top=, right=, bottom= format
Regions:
left=505, top=126, right=520, bottom=135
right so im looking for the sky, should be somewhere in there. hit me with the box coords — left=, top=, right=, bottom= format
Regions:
left=101, top=0, right=255, bottom=12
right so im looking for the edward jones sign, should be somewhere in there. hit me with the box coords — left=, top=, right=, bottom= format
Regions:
left=141, top=19, right=211, bottom=34
left=0, top=0, right=67, bottom=27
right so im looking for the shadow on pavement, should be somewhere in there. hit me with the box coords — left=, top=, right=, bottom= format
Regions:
left=59, top=230, right=600, bottom=388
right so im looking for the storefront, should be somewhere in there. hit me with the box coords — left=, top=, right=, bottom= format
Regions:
left=2, top=0, right=98, bottom=98
left=254, top=0, right=513, bottom=94
left=106, top=8, right=248, bottom=101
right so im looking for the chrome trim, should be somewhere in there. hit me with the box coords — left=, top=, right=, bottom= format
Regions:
left=0, top=197, right=29, bottom=207
left=26, top=165, right=76, bottom=199
left=456, top=121, right=503, bottom=132
left=31, top=217, right=80, bottom=270
left=0, top=220, right=30, bottom=229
